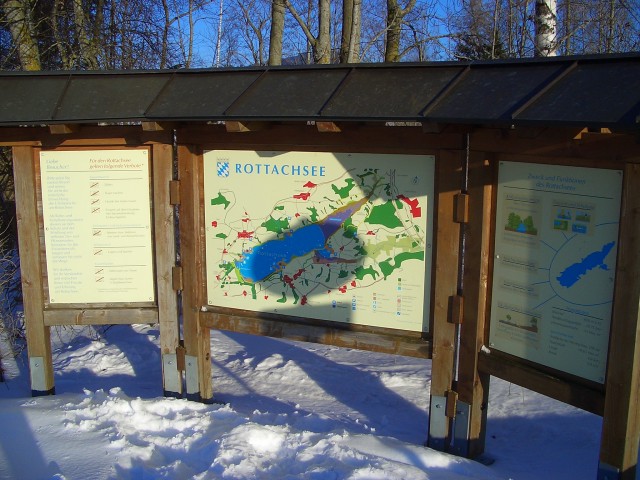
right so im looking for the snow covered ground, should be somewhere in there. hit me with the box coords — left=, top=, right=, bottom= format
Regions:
left=0, top=323, right=609, bottom=479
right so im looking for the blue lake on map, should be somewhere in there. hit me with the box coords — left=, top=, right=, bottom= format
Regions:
left=235, top=224, right=326, bottom=282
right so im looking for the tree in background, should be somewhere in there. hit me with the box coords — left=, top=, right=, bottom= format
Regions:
left=535, top=0, right=557, bottom=56
left=1, top=0, right=639, bottom=67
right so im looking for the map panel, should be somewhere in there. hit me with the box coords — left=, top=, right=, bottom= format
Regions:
left=490, top=161, right=622, bottom=383
left=203, top=150, right=435, bottom=333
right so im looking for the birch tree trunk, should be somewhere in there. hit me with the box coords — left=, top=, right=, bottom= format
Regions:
left=535, top=0, right=557, bottom=56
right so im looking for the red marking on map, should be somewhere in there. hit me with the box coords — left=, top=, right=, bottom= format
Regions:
left=264, top=295, right=268, bottom=300
left=397, top=195, right=422, bottom=218
left=238, top=230, right=253, bottom=239
left=211, top=221, right=218, bottom=227
left=223, top=249, right=228, bottom=254
left=351, top=281, right=357, bottom=287
left=242, top=218, right=250, bottom=223
left=303, top=181, right=317, bottom=188
left=293, top=268, right=305, bottom=280
left=283, top=275, right=295, bottom=289
left=295, top=213, right=301, bottom=218
left=339, top=285, right=347, bottom=293
left=293, top=192, right=311, bottom=200
left=301, top=295, right=308, bottom=305
left=242, top=290, right=247, bottom=296
left=366, top=230, right=375, bottom=236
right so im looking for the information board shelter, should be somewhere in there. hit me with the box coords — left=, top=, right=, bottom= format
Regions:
left=0, top=53, right=639, bottom=479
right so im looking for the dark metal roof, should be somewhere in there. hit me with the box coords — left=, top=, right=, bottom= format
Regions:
left=0, top=53, right=639, bottom=130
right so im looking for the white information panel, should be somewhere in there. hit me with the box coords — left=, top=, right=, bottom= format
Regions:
left=489, top=161, right=622, bottom=383
left=203, top=150, right=435, bottom=332
left=40, top=149, right=155, bottom=304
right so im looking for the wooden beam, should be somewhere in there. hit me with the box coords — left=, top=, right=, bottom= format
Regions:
left=48, top=124, right=79, bottom=135
left=152, top=143, right=182, bottom=396
left=478, top=350, right=605, bottom=415
left=224, top=121, right=267, bottom=133
left=316, top=121, right=342, bottom=133
left=13, top=146, right=55, bottom=396
left=599, top=162, right=640, bottom=478
left=142, top=122, right=177, bottom=132
left=43, top=308, right=158, bottom=326
left=455, top=154, right=493, bottom=458
left=427, top=150, right=462, bottom=450
left=201, top=311, right=430, bottom=358
left=178, top=145, right=212, bottom=402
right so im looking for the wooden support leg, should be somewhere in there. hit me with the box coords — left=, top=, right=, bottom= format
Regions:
left=598, top=163, right=640, bottom=480
left=428, top=150, right=462, bottom=450
left=152, top=144, right=182, bottom=397
left=13, top=146, right=55, bottom=396
left=178, top=145, right=213, bottom=402
left=453, top=154, right=493, bottom=458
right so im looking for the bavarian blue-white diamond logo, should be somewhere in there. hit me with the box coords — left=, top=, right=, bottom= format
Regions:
left=217, top=161, right=230, bottom=177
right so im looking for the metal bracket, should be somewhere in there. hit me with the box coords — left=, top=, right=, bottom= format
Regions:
left=29, top=356, right=52, bottom=396
left=162, top=353, right=182, bottom=397
left=451, top=400, right=471, bottom=457
left=172, top=266, right=183, bottom=292
left=169, top=180, right=181, bottom=205
left=185, top=355, right=200, bottom=400
left=597, top=462, right=621, bottom=480
left=427, top=395, right=448, bottom=452
left=454, top=193, right=469, bottom=223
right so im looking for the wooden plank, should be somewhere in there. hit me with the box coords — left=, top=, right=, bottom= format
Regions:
left=177, top=123, right=465, bottom=153
left=178, top=145, right=212, bottom=402
left=456, top=154, right=494, bottom=457
left=427, top=149, right=462, bottom=448
left=316, top=122, right=342, bottom=133
left=225, top=121, right=267, bottom=133
left=599, top=162, right=640, bottom=478
left=0, top=126, right=172, bottom=147
left=478, top=350, right=605, bottom=415
left=43, top=308, right=158, bottom=326
left=13, top=146, right=55, bottom=395
left=201, top=312, right=431, bottom=358
left=152, top=143, right=182, bottom=395
left=48, top=124, right=79, bottom=135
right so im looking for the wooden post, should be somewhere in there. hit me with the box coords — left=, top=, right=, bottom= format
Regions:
left=598, top=163, right=640, bottom=479
left=427, top=150, right=462, bottom=450
left=12, top=146, right=54, bottom=396
left=178, top=145, right=212, bottom=402
left=453, top=153, right=493, bottom=458
left=152, top=144, right=182, bottom=397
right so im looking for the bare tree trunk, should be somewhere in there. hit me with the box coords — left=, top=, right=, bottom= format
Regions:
left=535, top=0, right=557, bottom=56
left=268, top=0, right=285, bottom=65
left=348, top=0, right=361, bottom=62
left=316, top=0, right=331, bottom=63
left=2, top=0, right=41, bottom=70
left=340, top=0, right=353, bottom=63
left=606, top=0, right=615, bottom=53
left=72, top=0, right=99, bottom=68
left=286, top=0, right=331, bottom=64
left=385, top=0, right=416, bottom=62
left=160, top=0, right=171, bottom=68
left=340, top=0, right=361, bottom=63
